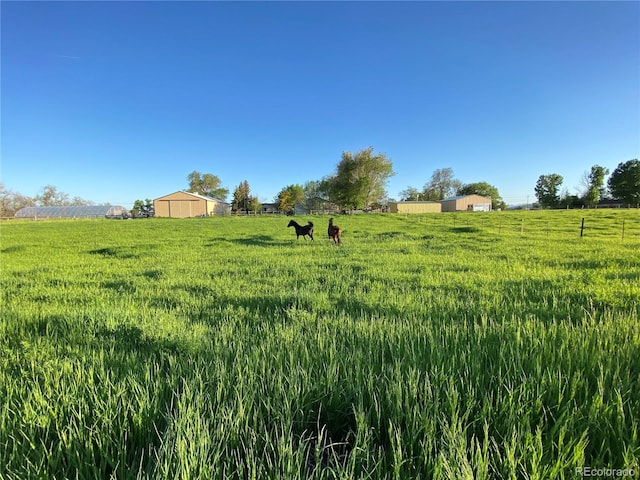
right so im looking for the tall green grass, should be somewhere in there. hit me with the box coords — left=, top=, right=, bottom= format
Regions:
left=1, top=210, right=638, bottom=479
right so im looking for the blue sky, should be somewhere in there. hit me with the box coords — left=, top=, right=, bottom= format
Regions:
left=2, top=1, right=639, bottom=208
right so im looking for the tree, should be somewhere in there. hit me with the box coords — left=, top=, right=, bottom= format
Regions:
left=583, top=165, right=610, bottom=207
left=607, top=159, right=640, bottom=206
left=33, top=185, right=91, bottom=206
left=247, top=196, right=261, bottom=214
left=422, top=168, right=462, bottom=201
left=302, top=180, right=333, bottom=213
left=36, top=185, right=69, bottom=206
left=457, top=182, right=505, bottom=210
left=535, top=174, right=563, bottom=208
left=0, top=184, right=92, bottom=216
left=276, top=184, right=304, bottom=214
left=232, top=180, right=251, bottom=214
left=132, top=199, right=154, bottom=217
left=324, top=147, right=394, bottom=210
left=559, top=188, right=583, bottom=209
left=398, top=186, right=421, bottom=201
left=187, top=171, right=228, bottom=201
left=0, top=183, right=35, bottom=217
left=70, top=196, right=89, bottom=206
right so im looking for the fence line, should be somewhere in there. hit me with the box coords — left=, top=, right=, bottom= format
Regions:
left=410, top=212, right=638, bottom=241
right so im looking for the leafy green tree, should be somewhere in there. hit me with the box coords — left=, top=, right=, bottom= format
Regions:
left=583, top=165, right=609, bottom=207
left=535, top=174, right=563, bottom=208
left=559, top=188, right=583, bottom=209
left=324, top=147, right=394, bottom=210
left=276, top=184, right=304, bottom=214
left=457, top=182, right=505, bottom=210
left=607, top=159, right=640, bottom=206
left=232, top=180, right=251, bottom=214
left=132, top=198, right=154, bottom=217
left=248, top=196, right=261, bottom=214
left=187, top=171, right=229, bottom=201
left=422, top=168, right=462, bottom=200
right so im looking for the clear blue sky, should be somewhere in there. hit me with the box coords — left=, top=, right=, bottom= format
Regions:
left=2, top=1, right=639, bottom=208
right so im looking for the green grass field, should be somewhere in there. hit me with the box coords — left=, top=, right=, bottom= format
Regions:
left=1, top=210, right=639, bottom=479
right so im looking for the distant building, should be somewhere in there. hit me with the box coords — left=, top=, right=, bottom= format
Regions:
left=440, top=195, right=492, bottom=212
left=260, top=203, right=280, bottom=214
left=388, top=201, right=442, bottom=214
left=293, top=203, right=307, bottom=215
left=153, top=191, right=230, bottom=218
left=14, top=205, right=128, bottom=219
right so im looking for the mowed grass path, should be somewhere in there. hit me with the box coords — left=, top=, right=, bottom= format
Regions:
left=1, top=210, right=639, bottom=479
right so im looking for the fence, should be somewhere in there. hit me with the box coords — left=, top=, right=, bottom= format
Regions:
left=405, top=211, right=639, bottom=241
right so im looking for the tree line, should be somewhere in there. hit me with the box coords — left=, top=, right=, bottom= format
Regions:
left=398, top=168, right=507, bottom=210
left=0, top=184, right=94, bottom=218
left=2, top=152, right=638, bottom=218
left=186, top=153, right=639, bottom=214
left=186, top=147, right=508, bottom=214
left=535, top=159, right=639, bottom=208
left=185, top=147, right=395, bottom=214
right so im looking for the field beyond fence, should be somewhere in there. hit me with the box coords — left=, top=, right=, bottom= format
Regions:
left=1, top=210, right=638, bottom=479
left=405, top=209, right=637, bottom=240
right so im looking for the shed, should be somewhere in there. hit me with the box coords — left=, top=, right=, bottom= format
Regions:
left=388, top=201, right=442, bottom=214
left=440, top=195, right=492, bottom=212
left=260, top=203, right=279, bottom=214
left=15, top=205, right=128, bottom=219
left=153, top=191, right=229, bottom=218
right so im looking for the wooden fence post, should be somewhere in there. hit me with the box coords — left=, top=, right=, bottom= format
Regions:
left=580, top=217, right=585, bottom=237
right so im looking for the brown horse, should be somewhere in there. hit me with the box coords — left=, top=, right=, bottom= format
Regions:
left=287, top=220, right=314, bottom=241
left=328, top=218, right=342, bottom=244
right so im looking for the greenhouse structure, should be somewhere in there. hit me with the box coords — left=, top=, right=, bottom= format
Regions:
left=14, top=205, right=129, bottom=220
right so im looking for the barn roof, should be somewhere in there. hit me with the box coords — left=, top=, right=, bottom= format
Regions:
left=390, top=200, right=440, bottom=204
left=441, top=194, right=491, bottom=202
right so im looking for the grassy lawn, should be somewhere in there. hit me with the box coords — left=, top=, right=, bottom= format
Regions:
left=1, top=210, right=639, bottom=479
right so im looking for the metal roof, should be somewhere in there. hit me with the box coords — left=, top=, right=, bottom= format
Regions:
left=390, top=201, right=440, bottom=204
left=15, top=205, right=128, bottom=218
left=441, top=195, right=491, bottom=202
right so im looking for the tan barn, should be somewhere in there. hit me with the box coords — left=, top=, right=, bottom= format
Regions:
left=153, top=191, right=230, bottom=218
left=440, top=195, right=492, bottom=212
left=388, top=201, right=442, bottom=213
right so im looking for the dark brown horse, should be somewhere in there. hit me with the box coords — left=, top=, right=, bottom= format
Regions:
left=287, top=220, right=314, bottom=241
left=328, top=218, right=342, bottom=244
